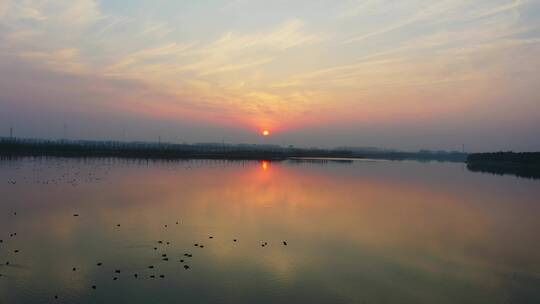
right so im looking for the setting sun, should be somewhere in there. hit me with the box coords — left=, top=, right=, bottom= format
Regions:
left=262, top=130, right=270, bottom=136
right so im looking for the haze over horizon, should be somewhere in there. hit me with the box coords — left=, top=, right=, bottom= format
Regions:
left=1, top=0, right=539, bottom=152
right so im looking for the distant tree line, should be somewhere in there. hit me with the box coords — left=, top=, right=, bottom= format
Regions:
left=0, top=137, right=469, bottom=162
left=0, top=137, right=350, bottom=160
left=467, top=152, right=540, bottom=165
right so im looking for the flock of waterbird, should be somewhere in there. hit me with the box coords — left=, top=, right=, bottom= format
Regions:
left=1, top=210, right=288, bottom=301
left=0, top=157, right=289, bottom=302
left=3, top=158, right=111, bottom=187
left=3, top=157, right=246, bottom=187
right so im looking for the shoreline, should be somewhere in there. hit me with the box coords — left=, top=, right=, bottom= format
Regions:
left=0, top=138, right=467, bottom=162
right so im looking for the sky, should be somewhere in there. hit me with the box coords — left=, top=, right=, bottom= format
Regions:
left=0, top=0, right=539, bottom=151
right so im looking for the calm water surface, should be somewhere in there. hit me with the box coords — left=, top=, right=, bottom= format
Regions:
left=0, top=158, right=539, bottom=304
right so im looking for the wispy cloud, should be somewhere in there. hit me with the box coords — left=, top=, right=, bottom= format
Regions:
left=209, top=20, right=323, bottom=51
left=341, top=0, right=529, bottom=44
left=19, top=48, right=89, bottom=74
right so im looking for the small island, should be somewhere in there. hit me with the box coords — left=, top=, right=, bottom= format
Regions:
left=467, top=152, right=540, bottom=179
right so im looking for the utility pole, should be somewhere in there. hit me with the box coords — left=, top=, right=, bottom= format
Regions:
left=63, top=123, right=67, bottom=140
left=9, top=127, right=13, bottom=139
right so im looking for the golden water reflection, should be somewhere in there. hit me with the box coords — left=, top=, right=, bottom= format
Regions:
left=261, top=160, right=269, bottom=171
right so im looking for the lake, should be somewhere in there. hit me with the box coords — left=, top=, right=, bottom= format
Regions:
left=1, top=157, right=539, bottom=304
